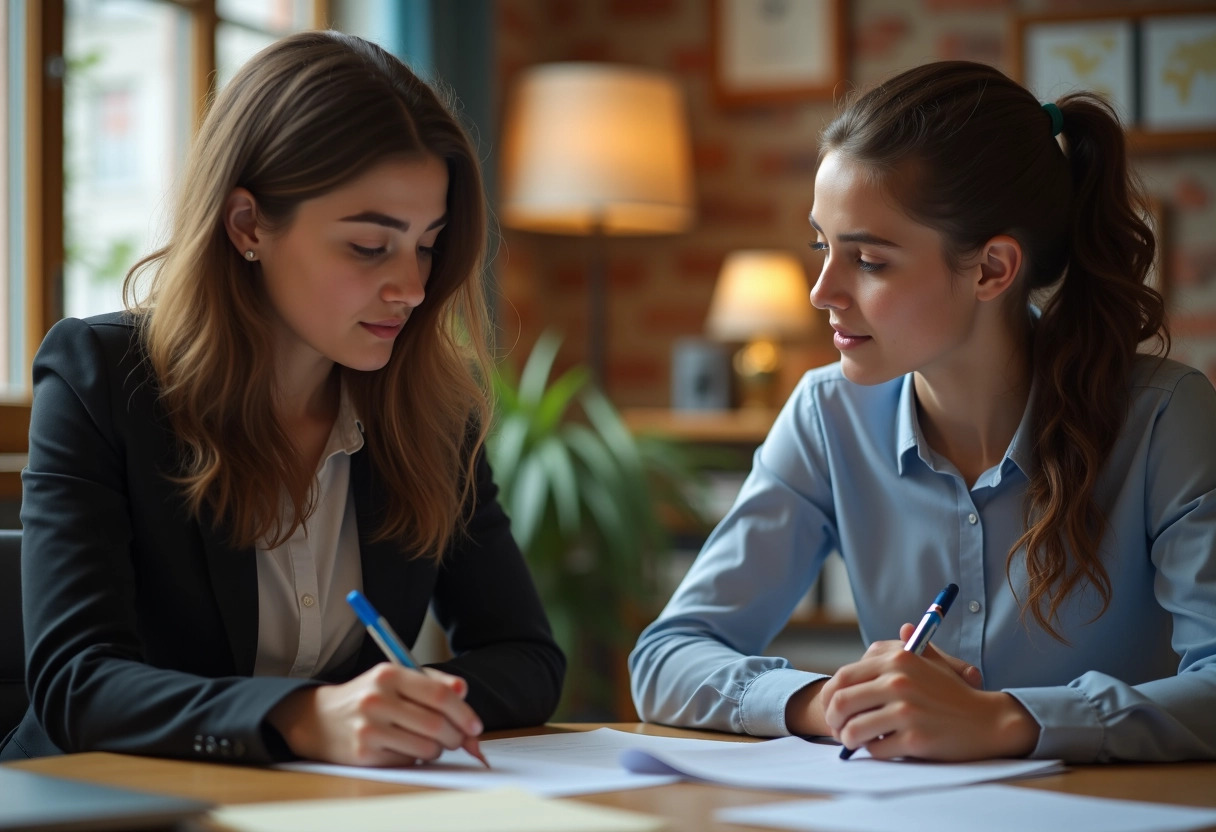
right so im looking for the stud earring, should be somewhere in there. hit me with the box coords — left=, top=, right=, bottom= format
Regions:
left=244, top=250, right=257, bottom=261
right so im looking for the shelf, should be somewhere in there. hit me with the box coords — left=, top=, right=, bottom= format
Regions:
left=626, top=407, right=860, bottom=656
left=784, top=610, right=860, bottom=633
left=622, top=407, right=776, bottom=444
left=0, top=454, right=25, bottom=501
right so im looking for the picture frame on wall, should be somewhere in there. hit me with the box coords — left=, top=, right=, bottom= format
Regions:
left=1019, top=18, right=1136, bottom=125
left=1013, top=8, right=1216, bottom=153
left=1140, top=13, right=1216, bottom=133
left=710, top=0, right=847, bottom=107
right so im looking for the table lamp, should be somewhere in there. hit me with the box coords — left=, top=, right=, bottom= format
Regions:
left=499, top=62, right=695, bottom=385
left=705, top=249, right=815, bottom=409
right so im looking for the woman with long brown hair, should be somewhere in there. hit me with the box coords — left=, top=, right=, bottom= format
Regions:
left=631, top=61, right=1216, bottom=762
left=3, top=31, right=563, bottom=765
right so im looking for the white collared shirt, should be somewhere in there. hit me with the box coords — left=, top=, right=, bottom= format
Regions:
left=253, top=384, right=367, bottom=678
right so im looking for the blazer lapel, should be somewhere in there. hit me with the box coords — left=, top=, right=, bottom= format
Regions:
left=198, top=507, right=259, bottom=676
left=130, top=336, right=258, bottom=678
left=189, top=448, right=441, bottom=681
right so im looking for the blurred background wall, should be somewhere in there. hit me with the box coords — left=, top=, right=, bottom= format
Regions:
left=491, top=0, right=1216, bottom=408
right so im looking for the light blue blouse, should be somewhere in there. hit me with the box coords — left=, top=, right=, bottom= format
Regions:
left=630, top=357, right=1216, bottom=762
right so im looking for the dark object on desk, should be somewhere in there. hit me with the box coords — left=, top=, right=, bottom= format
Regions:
left=671, top=337, right=731, bottom=411
left=0, top=529, right=24, bottom=739
left=0, top=767, right=213, bottom=831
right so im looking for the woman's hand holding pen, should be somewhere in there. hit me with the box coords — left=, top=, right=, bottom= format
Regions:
left=266, top=664, right=485, bottom=767
left=818, top=623, right=1039, bottom=761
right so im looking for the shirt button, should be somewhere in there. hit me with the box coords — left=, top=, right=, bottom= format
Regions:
left=967, top=513, right=978, bottom=525
left=968, top=600, right=982, bottom=613
left=301, top=594, right=316, bottom=608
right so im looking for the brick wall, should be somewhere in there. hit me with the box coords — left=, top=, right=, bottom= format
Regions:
left=493, top=0, right=1216, bottom=407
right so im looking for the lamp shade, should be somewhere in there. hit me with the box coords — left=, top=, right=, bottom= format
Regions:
left=499, top=62, right=695, bottom=236
left=706, top=250, right=815, bottom=342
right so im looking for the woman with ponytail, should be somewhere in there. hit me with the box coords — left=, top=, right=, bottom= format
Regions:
left=4, top=31, right=563, bottom=765
left=631, top=61, right=1215, bottom=762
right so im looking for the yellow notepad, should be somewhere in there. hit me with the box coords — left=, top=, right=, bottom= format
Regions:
left=209, top=787, right=668, bottom=832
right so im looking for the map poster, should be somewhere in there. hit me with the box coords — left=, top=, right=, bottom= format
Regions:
left=1141, top=15, right=1216, bottom=131
left=1022, top=19, right=1136, bottom=126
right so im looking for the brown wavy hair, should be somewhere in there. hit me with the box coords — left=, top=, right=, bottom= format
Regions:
left=124, top=31, right=493, bottom=558
left=819, top=61, right=1167, bottom=640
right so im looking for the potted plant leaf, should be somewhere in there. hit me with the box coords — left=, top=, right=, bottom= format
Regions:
left=487, top=331, right=710, bottom=719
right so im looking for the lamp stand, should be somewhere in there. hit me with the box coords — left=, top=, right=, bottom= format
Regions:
left=586, top=223, right=607, bottom=388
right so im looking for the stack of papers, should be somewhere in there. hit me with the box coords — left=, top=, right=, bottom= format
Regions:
left=619, top=735, right=1065, bottom=794
left=274, top=729, right=1216, bottom=832
left=283, top=728, right=1063, bottom=798
left=281, top=728, right=707, bottom=796
left=211, top=787, right=666, bottom=832
left=716, top=784, right=1216, bottom=832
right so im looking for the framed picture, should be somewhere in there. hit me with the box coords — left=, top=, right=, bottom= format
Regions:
left=1013, top=8, right=1216, bottom=153
left=1140, top=14, right=1216, bottom=132
left=1019, top=18, right=1136, bottom=125
left=711, top=0, right=847, bottom=107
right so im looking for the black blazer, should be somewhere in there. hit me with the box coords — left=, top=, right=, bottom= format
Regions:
left=1, top=313, right=564, bottom=764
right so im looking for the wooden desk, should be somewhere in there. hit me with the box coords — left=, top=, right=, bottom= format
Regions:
left=8, top=723, right=1216, bottom=831
left=622, top=407, right=776, bottom=445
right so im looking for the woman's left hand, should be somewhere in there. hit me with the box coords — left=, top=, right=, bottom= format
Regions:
left=818, top=623, right=1040, bottom=761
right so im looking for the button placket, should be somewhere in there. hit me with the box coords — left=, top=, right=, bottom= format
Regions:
left=956, top=483, right=986, bottom=670
left=290, top=536, right=323, bottom=676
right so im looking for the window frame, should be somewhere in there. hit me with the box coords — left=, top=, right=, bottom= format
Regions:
left=0, top=0, right=328, bottom=500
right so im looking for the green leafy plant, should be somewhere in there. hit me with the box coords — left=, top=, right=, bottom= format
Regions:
left=488, top=331, right=709, bottom=719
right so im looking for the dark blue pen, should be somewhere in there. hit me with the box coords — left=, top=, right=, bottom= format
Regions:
left=839, top=583, right=959, bottom=760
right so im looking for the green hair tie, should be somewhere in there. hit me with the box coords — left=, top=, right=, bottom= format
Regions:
left=1042, top=102, right=1063, bottom=136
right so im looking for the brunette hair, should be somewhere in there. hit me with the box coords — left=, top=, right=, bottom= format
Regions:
left=819, top=61, right=1167, bottom=639
left=125, top=30, right=493, bottom=558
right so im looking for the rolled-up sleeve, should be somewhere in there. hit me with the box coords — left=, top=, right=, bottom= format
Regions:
left=630, top=376, right=839, bottom=736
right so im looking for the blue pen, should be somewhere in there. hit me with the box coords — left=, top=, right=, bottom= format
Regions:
left=839, top=583, right=959, bottom=760
left=346, top=589, right=490, bottom=768
left=347, top=589, right=420, bottom=668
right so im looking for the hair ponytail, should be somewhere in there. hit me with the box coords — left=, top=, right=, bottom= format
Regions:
left=1012, top=93, right=1167, bottom=637
left=820, top=63, right=1169, bottom=640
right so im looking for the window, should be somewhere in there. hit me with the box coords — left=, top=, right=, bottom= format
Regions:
left=1, top=0, right=325, bottom=499
left=216, top=0, right=316, bottom=88
left=62, top=0, right=320, bottom=322
left=2, top=0, right=19, bottom=397
left=63, top=0, right=192, bottom=320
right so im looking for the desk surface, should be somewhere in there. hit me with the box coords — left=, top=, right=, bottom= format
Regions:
left=8, top=723, right=1216, bottom=831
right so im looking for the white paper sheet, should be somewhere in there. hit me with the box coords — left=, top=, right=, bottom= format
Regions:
left=279, top=728, right=734, bottom=797
left=619, top=735, right=1064, bottom=795
left=716, top=784, right=1216, bottom=832
left=210, top=787, right=667, bottom=832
